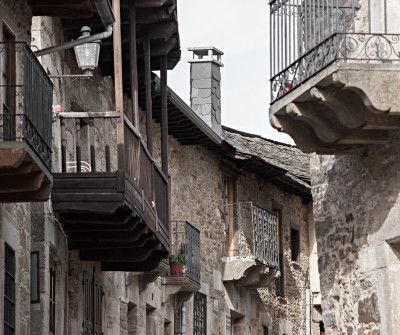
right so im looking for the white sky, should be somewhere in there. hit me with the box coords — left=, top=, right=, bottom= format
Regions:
left=168, top=0, right=294, bottom=144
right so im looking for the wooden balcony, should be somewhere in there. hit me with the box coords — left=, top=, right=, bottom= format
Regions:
left=221, top=202, right=279, bottom=287
left=0, top=42, right=53, bottom=202
left=269, top=0, right=400, bottom=154
left=51, top=113, right=169, bottom=271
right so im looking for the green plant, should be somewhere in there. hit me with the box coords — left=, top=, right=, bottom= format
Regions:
left=169, top=254, right=185, bottom=266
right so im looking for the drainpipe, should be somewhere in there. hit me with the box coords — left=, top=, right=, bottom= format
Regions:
left=306, top=268, right=311, bottom=335
left=34, top=0, right=115, bottom=57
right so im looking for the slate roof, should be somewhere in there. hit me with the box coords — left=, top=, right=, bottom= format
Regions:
left=222, top=126, right=310, bottom=183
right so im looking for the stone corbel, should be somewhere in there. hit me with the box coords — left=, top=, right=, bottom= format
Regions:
left=161, top=277, right=200, bottom=305
left=139, top=261, right=169, bottom=292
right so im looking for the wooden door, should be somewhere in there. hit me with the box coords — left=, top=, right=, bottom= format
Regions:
left=224, top=174, right=235, bottom=256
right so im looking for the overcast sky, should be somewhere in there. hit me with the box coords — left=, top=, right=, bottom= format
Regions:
left=168, top=0, right=294, bottom=144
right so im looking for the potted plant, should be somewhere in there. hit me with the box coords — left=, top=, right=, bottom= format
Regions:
left=169, top=254, right=185, bottom=276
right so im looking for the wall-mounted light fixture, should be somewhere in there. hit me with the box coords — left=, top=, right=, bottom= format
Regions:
left=74, top=26, right=101, bottom=76
left=48, top=26, right=102, bottom=79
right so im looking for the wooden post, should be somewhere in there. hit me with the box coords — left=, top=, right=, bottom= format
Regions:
left=89, top=117, right=96, bottom=172
left=61, top=118, right=66, bottom=173
left=113, top=0, right=125, bottom=170
left=143, top=30, right=153, bottom=156
left=76, top=118, right=81, bottom=173
left=129, top=0, right=140, bottom=128
left=160, top=55, right=168, bottom=176
left=160, top=55, right=169, bottom=238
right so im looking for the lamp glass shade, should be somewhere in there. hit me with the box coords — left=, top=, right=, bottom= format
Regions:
left=74, top=41, right=100, bottom=71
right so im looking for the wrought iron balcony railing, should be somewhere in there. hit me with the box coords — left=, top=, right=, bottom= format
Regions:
left=270, top=0, right=399, bottom=103
left=0, top=42, right=53, bottom=169
left=168, top=221, right=201, bottom=284
left=222, top=202, right=279, bottom=269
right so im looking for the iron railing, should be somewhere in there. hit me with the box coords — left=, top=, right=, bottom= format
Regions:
left=0, top=42, right=53, bottom=169
left=270, top=0, right=400, bottom=103
left=168, top=221, right=201, bottom=284
left=222, top=202, right=279, bottom=269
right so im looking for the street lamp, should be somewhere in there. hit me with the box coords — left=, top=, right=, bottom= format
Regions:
left=74, top=26, right=101, bottom=76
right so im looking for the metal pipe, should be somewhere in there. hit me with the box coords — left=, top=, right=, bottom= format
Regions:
left=34, top=0, right=115, bottom=57
left=34, top=24, right=113, bottom=57
left=305, top=268, right=311, bottom=335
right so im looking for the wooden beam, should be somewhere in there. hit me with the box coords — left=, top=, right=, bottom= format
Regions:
left=121, top=0, right=168, bottom=8
left=129, top=0, right=140, bottom=128
left=79, top=241, right=160, bottom=261
left=113, top=0, right=126, bottom=170
left=101, top=250, right=168, bottom=271
left=160, top=54, right=168, bottom=176
left=102, top=22, right=178, bottom=45
left=143, top=30, right=153, bottom=156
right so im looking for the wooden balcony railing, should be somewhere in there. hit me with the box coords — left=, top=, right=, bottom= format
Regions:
left=53, top=112, right=169, bottom=269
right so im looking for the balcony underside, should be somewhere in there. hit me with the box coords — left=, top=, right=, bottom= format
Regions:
left=52, top=170, right=169, bottom=271
left=270, top=63, right=400, bottom=154
left=222, top=256, right=277, bottom=288
left=0, top=142, right=52, bottom=202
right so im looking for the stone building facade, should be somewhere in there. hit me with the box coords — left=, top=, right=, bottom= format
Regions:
left=0, top=1, right=321, bottom=334
left=268, top=0, right=400, bottom=333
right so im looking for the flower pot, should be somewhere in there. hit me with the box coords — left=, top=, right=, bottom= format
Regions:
left=170, top=264, right=183, bottom=276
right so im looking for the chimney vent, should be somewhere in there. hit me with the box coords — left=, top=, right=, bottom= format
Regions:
left=188, top=47, right=224, bottom=136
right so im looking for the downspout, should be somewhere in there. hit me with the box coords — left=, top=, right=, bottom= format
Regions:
left=306, top=268, right=311, bottom=335
left=34, top=0, right=115, bottom=57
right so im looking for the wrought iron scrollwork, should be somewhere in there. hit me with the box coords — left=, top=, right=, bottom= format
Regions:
left=0, top=42, right=53, bottom=170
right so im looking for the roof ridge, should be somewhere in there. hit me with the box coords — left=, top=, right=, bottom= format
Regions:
left=222, top=126, right=299, bottom=149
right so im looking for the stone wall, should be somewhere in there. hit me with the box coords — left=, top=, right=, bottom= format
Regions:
left=310, top=135, right=400, bottom=335
left=0, top=1, right=34, bottom=334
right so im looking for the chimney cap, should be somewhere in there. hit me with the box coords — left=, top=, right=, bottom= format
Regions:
left=188, top=46, right=224, bottom=67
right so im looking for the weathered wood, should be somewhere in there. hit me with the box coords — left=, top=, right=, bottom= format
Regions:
left=101, top=250, right=168, bottom=272
left=67, top=224, right=149, bottom=242
left=52, top=193, right=124, bottom=203
left=52, top=202, right=122, bottom=214
left=104, top=118, right=111, bottom=172
left=53, top=176, right=117, bottom=189
left=113, top=0, right=124, bottom=112
left=160, top=54, right=168, bottom=176
left=59, top=112, right=119, bottom=118
left=126, top=0, right=168, bottom=8
left=75, top=118, right=81, bottom=173
left=113, top=0, right=126, bottom=172
left=61, top=210, right=133, bottom=224
left=89, top=117, right=96, bottom=172
left=100, top=38, right=177, bottom=61
left=129, top=0, right=140, bottom=128
left=69, top=237, right=153, bottom=250
left=79, top=241, right=160, bottom=262
left=143, top=30, right=153, bottom=156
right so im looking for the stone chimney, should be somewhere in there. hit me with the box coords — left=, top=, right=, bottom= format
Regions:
left=188, top=47, right=224, bottom=136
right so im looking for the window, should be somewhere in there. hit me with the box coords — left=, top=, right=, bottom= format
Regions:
left=83, top=271, right=103, bottom=335
left=30, top=252, right=40, bottom=304
left=223, top=174, right=235, bottom=256
left=273, top=203, right=285, bottom=297
left=193, top=293, right=206, bottom=335
left=49, top=267, right=56, bottom=334
left=291, top=228, right=300, bottom=263
left=263, top=325, right=269, bottom=335
left=175, top=303, right=186, bottom=335
left=4, top=244, right=15, bottom=335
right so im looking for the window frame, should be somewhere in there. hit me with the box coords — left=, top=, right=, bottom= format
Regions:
left=4, top=243, right=15, bottom=335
